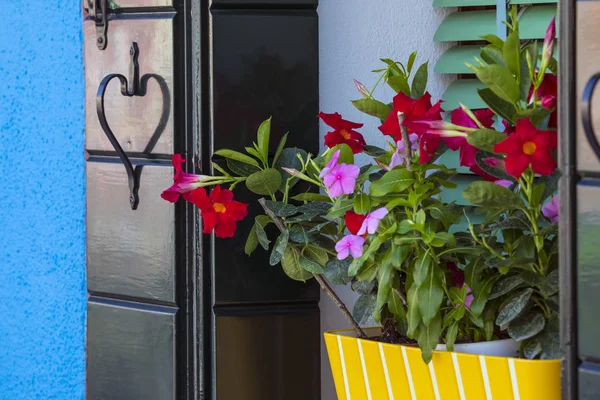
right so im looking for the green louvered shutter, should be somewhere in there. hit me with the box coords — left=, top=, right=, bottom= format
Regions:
left=433, top=0, right=556, bottom=220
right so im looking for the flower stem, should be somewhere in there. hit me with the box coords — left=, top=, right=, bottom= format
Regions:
left=257, top=198, right=367, bottom=339
left=397, top=112, right=412, bottom=170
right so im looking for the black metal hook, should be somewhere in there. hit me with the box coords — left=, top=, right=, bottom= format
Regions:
left=87, top=0, right=108, bottom=50
left=582, top=72, right=600, bottom=162
left=96, top=42, right=142, bottom=210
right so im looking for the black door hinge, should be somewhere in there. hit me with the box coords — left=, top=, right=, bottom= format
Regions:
left=86, top=0, right=109, bottom=50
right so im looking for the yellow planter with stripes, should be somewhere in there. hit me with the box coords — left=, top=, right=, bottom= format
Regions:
left=324, top=328, right=560, bottom=400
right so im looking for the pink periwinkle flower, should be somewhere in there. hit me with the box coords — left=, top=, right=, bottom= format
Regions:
left=319, top=150, right=341, bottom=178
left=464, top=287, right=474, bottom=309
left=542, top=195, right=559, bottom=224
left=389, top=134, right=419, bottom=169
left=323, top=163, right=360, bottom=198
left=335, top=234, right=365, bottom=260
left=161, top=154, right=217, bottom=203
left=494, top=180, right=513, bottom=188
left=357, top=207, right=389, bottom=235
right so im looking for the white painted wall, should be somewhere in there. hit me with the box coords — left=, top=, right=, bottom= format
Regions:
left=318, top=1, right=455, bottom=398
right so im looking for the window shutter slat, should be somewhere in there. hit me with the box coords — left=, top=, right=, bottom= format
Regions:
left=435, top=45, right=481, bottom=74
left=441, top=79, right=486, bottom=110
left=519, top=5, right=557, bottom=39
left=434, top=0, right=495, bottom=7
left=434, top=10, right=496, bottom=42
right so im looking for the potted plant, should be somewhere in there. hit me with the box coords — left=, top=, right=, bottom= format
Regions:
left=160, top=8, right=561, bottom=400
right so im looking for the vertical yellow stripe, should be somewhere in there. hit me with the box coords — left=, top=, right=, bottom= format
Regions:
left=340, top=335, right=368, bottom=398
left=452, top=353, right=466, bottom=400
left=337, top=336, right=351, bottom=400
left=381, top=343, right=412, bottom=400
left=324, top=334, right=347, bottom=400
left=401, top=346, right=417, bottom=400
left=508, top=359, right=521, bottom=400
left=428, top=359, right=441, bottom=400
left=379, top=343, right=394, bottom=400
left=357, top=340, right=372, bottom=400
left=479, top=356, right=493, bottom=400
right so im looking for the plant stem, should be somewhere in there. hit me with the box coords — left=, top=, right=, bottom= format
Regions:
left=397, top=112, right=412, bottom=170
left=257, top=197, right=367, bottom=339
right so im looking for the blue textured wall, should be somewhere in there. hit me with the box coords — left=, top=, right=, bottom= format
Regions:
left=0, top=2, right=86, bottom=399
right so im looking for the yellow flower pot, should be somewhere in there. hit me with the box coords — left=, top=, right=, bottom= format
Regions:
left=324, top=328, right=560, bottom=400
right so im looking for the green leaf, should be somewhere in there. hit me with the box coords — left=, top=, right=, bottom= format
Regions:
left=474, top=151, right=515, bottom=182
left=481, top=34, right=504, bottom=48
left=281, top=246, right=312, bottom=282
left=291, top=192, right=330, bottom=202
left=466, top=129, right=507, bottom=152
left=523, top=337, right=542, bottom=359
left=406, top=284, right=421, bottom=338
left=353, top=194, right=371, bottom=215
left=323, top=258, right=352, bottom=285
left=387, top=75, right=411, bottom=96
left=389, top=288, right=407, bottom=321
left=246, top=168, right=282, bottom=196
left=538, top=268, right=559, bottom=297
left=470, top=276, right=498, bottom=317
left=481, top=45, right=506, bottom=67
left=516, top=108, right=553, bottom=127
left=274, top=147, right=307, bottom=191
left=465, top=258, right=486, bottom=292
left=445, top=322, right=459, bottom=352
left=503, top=27, right=520, bottom=78
left=299, top=255, right=325, bottom=274
left=226, top=158, right=260, bottom=177
left=352, top=280, right=375, bottom=295
left=418, top=265, right=444, bottom=326
left=496, top=288, right=533, bottom=327
left=304, top=245, right=329, bottom=266
left=411, top=61, right=428, bottom=99
left=264, top=200, right=298, bottom=217
left=269, top=230, right=289, bottom=266
left=272, top=132, right=288, bottom=167
left=463, top=181, right=525, bottom=210
left=478, top=88, right=517, bottom=123
left=325, top=198, right=354, bottom=219
left=489, top=274, right=525, bottom=300
left=418, top=314, right=442, bottom=364
left=407, top=51, right=417, bottom=75
left=353, top=293, right=377, bottom=326
left=370, top=169, right=414, bottom=196
left=431, top=232, right=456, bottom=248
left=391, top=244, right=410, bottom=269
left=257, top=117, right=271, bottom=164
left=244, top=215, right=271, bottom=256
left=363, top=145, right=388, bottom=157
left=520, top=43, right=537, bottom=102
left=352, top=98, right=392, bottom=120
left=214, top=149, right=261, bottom=168
left=539, top=169, right=561, bottom=202
left=329, top=143, right=354, bottom=165
left=508, top=309, right=546, bottom=341
left=492, top=257, right=536, bottom=274
left=413, top=252, right=432, bottom=286
left=255, top=216, right=271, bottom=250
left=473, top=64, right=520, bottom=104
left=245, top=146, right=262, bottom=160
left=375, top=252, right=395, bottom=322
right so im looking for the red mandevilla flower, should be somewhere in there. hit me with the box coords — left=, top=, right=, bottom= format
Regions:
left=529, top=73, right=558, bottom=128
left=379, top=91, right=443, bottom=164
left=161, top=154, right=219, bottom=203
left=185, top=185, right=248, bottom=238
left=494, top=118, right=558, bottom=179
left=345, top=210, right=366, bottom=236
left=319, top=112, right=366, bottom=154
left=445, top=108, right=495, bottom=168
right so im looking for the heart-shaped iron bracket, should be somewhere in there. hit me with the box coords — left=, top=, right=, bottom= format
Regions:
left=96, top=42, right=143, bottom=210
left=582, top=72, right=600, bottom=164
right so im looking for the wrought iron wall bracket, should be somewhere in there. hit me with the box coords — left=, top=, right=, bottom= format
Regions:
left=582, top=73, right=600, bottom=162
left=87, top=0, right=109, bottom=50
left=96, top=42, right=143, bottom=210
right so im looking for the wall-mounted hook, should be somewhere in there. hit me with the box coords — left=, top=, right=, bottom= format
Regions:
left=96, top=42, right=142, bottom=210
left=87, top=0, right=108, bottom=50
